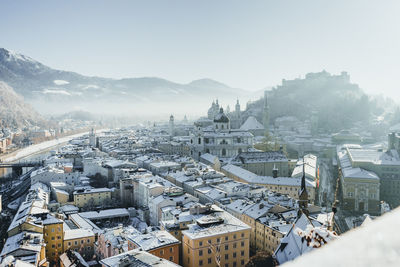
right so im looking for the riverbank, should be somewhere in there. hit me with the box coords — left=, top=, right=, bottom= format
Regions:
left=0, top=131, right=90, bottom=163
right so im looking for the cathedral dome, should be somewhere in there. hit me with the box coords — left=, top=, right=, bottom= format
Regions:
left=214, top=108, right=230, bottom=123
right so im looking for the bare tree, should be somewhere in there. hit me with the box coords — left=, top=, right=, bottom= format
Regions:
left=207, top=238, right=222, bottom=267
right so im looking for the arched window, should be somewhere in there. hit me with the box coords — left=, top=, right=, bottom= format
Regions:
left=222, top=148, right=226, bottom=156
left=198, top=138, right=201, bottom=144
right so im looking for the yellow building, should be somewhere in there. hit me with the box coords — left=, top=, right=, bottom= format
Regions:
left=63, top=229, right=95, bottom=260
left=43, top=215, right=64, bottom=265
left=255, top=219, right=287, bottom=254
left=54, top=189, right=70, bottom=204
left=73, top=188, right=112, bottom=208
left=182, top=210, right=251, bottom=267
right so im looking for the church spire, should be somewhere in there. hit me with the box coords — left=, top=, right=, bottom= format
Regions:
left=301, top=159, right=306, bottom=192
left=298, top=156, right=309, bottom=216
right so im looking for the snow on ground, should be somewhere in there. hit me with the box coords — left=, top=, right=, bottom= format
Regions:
left=53, top=80, right=70, bottom=85
left=283, top=207, right=400, bottom=267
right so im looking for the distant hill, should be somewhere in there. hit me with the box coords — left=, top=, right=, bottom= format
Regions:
left=0, top=81, right=46, bottom=128
left=0, top=48, right=251, bottom=118
left=245, top=71, right=383, bottom=132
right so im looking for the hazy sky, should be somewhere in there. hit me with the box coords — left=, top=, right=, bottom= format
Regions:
left=1, top=0, right=400, bottom=97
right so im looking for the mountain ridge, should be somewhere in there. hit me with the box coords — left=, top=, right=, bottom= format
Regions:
left=0, top=48, right=251, bottom=116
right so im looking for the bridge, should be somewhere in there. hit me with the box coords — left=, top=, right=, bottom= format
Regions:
left=0, top=160, right=44, bottom=176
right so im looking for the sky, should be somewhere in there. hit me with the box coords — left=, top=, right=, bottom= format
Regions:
left=1, top=0, right=400, bottom=97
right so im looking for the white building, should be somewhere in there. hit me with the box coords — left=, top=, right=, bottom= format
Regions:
left=190, top=108, right=254, bottom=160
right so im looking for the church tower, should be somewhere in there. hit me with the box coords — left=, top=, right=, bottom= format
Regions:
left=235, top=99, right=240, bottom=115
left=262, top=90, right=270, bottom=132
left=169, top=115, right=174, bottom=136
left=89, top=128, right=97, bottom=148
left=298, top=158, right=309, bottom=216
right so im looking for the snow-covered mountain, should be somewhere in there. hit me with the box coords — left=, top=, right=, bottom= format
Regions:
left=0, top=81, right=46, bottom=128
left=0, top=48, right=255, bottom=117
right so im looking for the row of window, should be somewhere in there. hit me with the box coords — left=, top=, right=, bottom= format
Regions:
left=67, top=239, right=91, bottom=246
left=199, top=248, right=245, bottom=257
left=198, top=235, right=245, bottom=247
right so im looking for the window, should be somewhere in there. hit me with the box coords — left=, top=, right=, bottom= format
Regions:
left=225, top=244, right=229, bottom=250
left=52, top=244, right=55, bottom=248
left=233, top=243, right=237, bottom=249
left=170, top=256, right=174, bottom=261
left=225, top=254, right=229, bottom=260
left=199, top=260, right=203, bottom=266
left=57, top=236, right=61, bottom=240
left=234, top=234, right=237, bottom=239
left=217, top=238, right=220, bottom=243
left=233, top=262, right=237, bottom=267
left=241, top=250, right=244, bottom=256
left=233, top=252, right=237, bottom=258
left=160, top=249, right=164, bottom=256
left=170, top=247, right=173, bottom=253
left=241, top=233, right=244, bottom=238
left=75, top=241, right=78, bottom=245
left=199, top=249, right=203, bottom=256
left=81, top=240, right=84, bottom=244
left=58, top=243, right=61, bottom=247
left=222, top=148, right=226, bottom=156
left=51, top=228, right=55, bottom=233
left=225, top=236, right=228, bottom=241
left=51, top=237, right=55, bottom=240
left=87, top=239, right=90, bottom=243
left=68, top=242, right=71, bottom=246
left=241, top=241, right=244, bottom=247
left=208, top=248, right=212, bottom=254
left=199, top=241, right=203, bottom=246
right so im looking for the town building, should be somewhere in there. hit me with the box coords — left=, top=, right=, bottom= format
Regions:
left=63, top=229, right=95, bottom=260
left=0, top=231, right=47, bottom=266
left=182, top=206, right=251, bottom=267
left=43, top=215, right=64, bottom=264
left=337, top=147, right=380, bottom=214
left=221, top=164, right=316, bottom=202
left=126, top=230, right=180, bottom=264
left=232, top=151, right=289, bottom=177
left=73, top=188, right=112, bottom=208
left=190, top=108, right=254, bottom=160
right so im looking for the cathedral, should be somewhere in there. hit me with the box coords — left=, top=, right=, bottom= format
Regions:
left=207, top=99, right=243, bottom=129
left=190, top=107, right=254, bottom=160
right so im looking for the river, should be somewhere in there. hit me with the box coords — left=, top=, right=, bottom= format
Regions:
left=0, top=131, right=94, bottom=178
